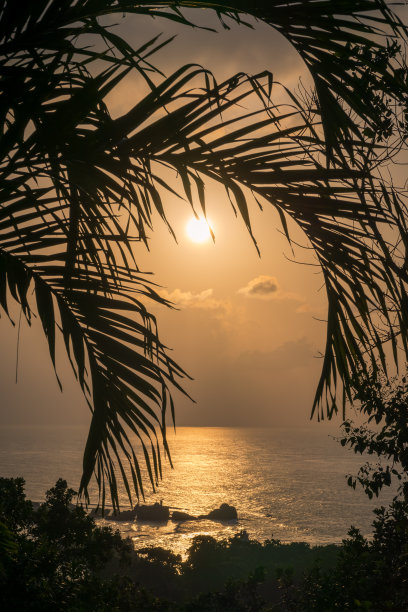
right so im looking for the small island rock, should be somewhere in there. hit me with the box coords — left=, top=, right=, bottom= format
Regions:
left=205, top=503, right=238, bottom=521
left=135, top=502, right=169, bottom=522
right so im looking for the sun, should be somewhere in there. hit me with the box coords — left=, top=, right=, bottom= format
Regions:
left=186, top=216, right=212, bottom=243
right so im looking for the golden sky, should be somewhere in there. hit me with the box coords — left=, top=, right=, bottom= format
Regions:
left=2, top=7, right=406, bottom=429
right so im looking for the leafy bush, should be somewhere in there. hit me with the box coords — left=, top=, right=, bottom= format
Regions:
left=280, top=498, right=408, bottom=611
left=0, top=477, right=171, bottom=611
left=340, top=369, right=408, bottom=499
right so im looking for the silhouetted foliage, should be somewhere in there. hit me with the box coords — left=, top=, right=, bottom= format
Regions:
left=279, top=498, right=408, bottom=611
left=340, top=368, right=408, bottom=500
left=0, top=478, right=146, bottom=612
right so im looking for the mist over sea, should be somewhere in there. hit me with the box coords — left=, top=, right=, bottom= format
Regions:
left=0, top=425, right=395, bottom=556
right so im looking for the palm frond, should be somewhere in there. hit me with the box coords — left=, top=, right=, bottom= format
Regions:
left=133, top=1, right=408, bottom=157
left=0, top=17, right=190, bottom=505
left=0, top=241, right=186, bottom=509
left=103, top=66, right=408, bottom=419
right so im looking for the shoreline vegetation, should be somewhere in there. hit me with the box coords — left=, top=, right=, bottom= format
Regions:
left=1, top=478, right=407, bottom=611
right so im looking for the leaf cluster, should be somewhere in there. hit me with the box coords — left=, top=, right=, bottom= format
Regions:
left=281, top=499, right=408, bottom=611
left=340, top=368, right=408, bottom=499
left=0, top=477, right=153, bottom=612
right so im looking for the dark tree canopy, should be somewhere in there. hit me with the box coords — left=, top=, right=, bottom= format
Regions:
left=1, top=0, right=408, bottom=507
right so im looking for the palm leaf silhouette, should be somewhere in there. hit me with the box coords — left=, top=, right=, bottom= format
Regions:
left=1, top=0, right=407, bottom=506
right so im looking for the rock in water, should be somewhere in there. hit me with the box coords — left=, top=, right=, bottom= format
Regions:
left=206, top=503, right=238, bottom=521
left=135, top=502, right=169, bottom=522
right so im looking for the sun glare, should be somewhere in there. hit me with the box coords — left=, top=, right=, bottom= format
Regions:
left=186, top=217, right=212, bottom=243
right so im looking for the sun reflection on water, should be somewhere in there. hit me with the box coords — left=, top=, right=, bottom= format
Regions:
left=95, top=427, right=396, bottom=557
left=0, top=425, right=397, bottom=558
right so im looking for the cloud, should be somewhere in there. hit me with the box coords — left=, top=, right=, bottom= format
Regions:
left=237, top=275, right=311, bottom=312
left=160, top=288, right=229, bottom=312
left=238, top=275, right=279, bottom=299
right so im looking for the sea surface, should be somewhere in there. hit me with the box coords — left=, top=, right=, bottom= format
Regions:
left=0, top=425, right=396, bottom=557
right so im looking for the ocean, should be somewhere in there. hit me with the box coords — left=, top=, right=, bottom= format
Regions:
left=0, top=425, right=395, bottom=556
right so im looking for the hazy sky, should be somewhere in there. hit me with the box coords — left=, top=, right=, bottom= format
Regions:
left=1, top=7, right=406, bottom=430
